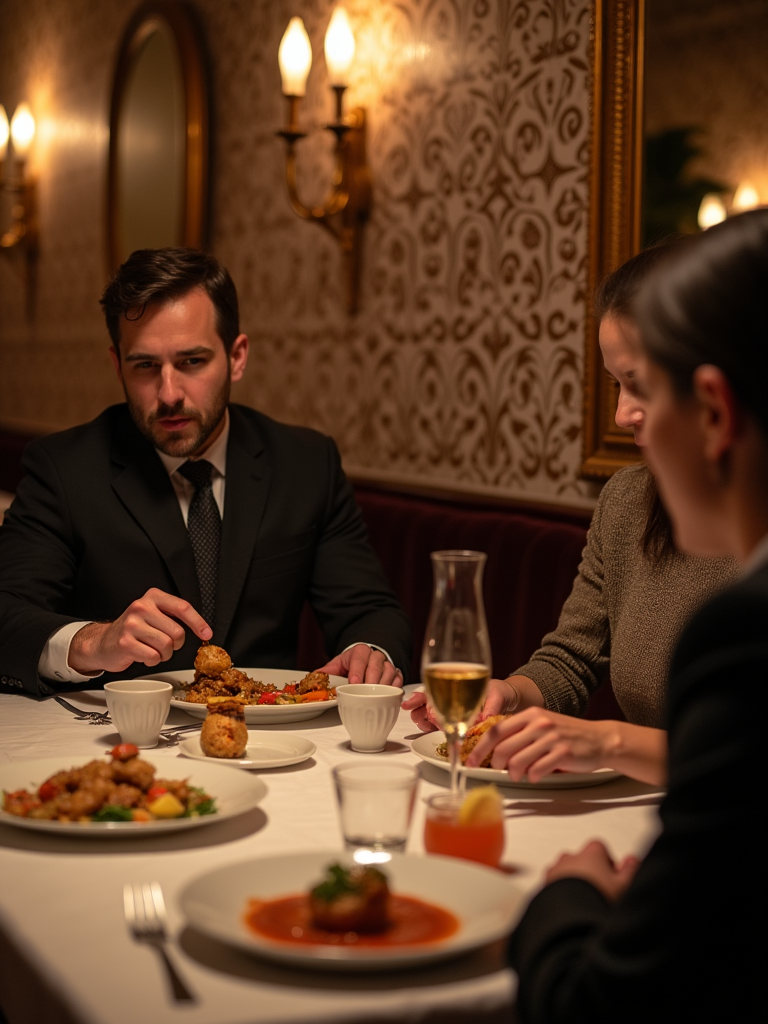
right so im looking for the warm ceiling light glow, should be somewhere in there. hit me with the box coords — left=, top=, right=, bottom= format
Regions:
left=698, top=193, right=727, bottom=230
left=732, top=181, right=760, bottom=212
left=10, top=102, right=35, bottom=157
left=324, top=7, right=355, bottom=86
left=0, top=105, right=9, bottom=160
left=279, top=18, right=313, bottom=97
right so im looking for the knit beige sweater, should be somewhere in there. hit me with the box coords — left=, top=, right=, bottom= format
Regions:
left=516, top=465, right=739, bottom=727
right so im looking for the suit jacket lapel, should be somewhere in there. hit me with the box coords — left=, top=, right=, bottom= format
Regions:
left=110, top=415, right=201, bottom=607
left=216, top=409, right=272, bottom=643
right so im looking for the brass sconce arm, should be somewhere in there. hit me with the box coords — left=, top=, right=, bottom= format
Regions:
left=0, top=164, right=38, bottom=255
left=276, top=16, right=372, bottom=315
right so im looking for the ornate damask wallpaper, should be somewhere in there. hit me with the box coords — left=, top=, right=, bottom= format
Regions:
left=0, top=0, right=595, bottom=507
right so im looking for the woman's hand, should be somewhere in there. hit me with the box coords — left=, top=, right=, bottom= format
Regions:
left=545, top=840, right=641, bottom=902
left=466, top=707, right=615, bottom=781
left=401, top=690, right=439, bottom=732
left=402, top=677, right=523, bottom=733
left=465, top=707, right=667, bottom=786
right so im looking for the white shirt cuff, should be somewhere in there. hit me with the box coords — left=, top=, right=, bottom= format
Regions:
left=340, top=642, right=396, bottom=669
left=38, top=622, right=105, bottom=683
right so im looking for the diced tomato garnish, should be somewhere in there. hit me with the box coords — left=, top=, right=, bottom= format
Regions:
left=147, top=786, right=168, bottom=801
left=38, top=780, right=61, bottom=802
left=257, top=692, right=277, bottom=705
left=110, top=743, right=139, bottom=761
left=282, top=684, right=298, bottom=695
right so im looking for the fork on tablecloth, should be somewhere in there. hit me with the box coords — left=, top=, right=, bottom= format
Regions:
left=53, top=695, right=111, bottom=725
left=123, top=882, right=197, bottom=1004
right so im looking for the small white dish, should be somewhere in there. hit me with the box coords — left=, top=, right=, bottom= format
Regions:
left=411, top=733, right=623, bottom=788
left=178, top=730, right=316, bottom=770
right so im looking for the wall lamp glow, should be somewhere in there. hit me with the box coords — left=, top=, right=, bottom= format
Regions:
left=276, top=6, right=372, bottom=314
left=0, top=102, right=39, bottom=265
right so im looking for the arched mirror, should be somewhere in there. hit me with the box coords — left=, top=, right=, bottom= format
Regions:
left=581, top=0, right=768, bottom=479
left=107, top=1, right=209, bottom=271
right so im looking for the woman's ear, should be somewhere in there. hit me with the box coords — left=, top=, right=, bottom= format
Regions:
left=692, top=364, right=742, bottom=464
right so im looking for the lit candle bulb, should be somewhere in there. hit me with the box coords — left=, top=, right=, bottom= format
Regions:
left=279, top=17, right=313, bottom=97
left=0, top=105, right=9, bottom=161
left=324, top=7, right=355, bottom=87
left=732, top=181, right=759, bottom=212
left=698, top=193, right=726, bottom=230
left=10, top=102, right=35, bottom=159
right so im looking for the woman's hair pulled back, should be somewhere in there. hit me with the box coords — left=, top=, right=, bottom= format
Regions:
left=635, top=209, right=768, bottom=438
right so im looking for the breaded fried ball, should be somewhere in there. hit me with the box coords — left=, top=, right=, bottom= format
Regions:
left=200, top=700, right=248, bottom=759
left=194, top=644, right=232, bottom=679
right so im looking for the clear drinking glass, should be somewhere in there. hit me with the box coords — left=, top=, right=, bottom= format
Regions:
left=422, top=550, right=491, bottom=795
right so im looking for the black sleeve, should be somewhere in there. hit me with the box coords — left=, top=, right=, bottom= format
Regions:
left=0, top=442, right=84, bottom=697
left=507, top=575, right=766, bottom=1024
left=307, top=437, right=412, bottom=680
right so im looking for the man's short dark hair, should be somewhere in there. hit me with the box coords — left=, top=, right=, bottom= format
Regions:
left=100, top=248, right=240, bottom=353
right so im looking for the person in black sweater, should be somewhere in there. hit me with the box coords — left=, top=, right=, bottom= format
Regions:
left=508, top=209, right=768, bottom=1022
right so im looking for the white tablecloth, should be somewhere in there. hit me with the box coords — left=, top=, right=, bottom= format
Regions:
left=0, top=690, right=663, bottom=1024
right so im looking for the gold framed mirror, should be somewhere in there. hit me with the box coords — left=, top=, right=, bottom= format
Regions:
left=106, top=1, right=209, bottom=271
left=581, top=0, right=645, bottom=479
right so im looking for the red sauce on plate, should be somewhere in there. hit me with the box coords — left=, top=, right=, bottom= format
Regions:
left=244, top=894, right=459, bottom=947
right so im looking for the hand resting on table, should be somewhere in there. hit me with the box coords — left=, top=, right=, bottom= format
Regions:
left=545, top=840, right=641, bottom=902
left=318, top=644, right=403, bottom=687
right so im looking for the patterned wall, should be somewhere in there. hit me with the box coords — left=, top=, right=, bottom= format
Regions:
left=0, top=0, right=594, bottom=507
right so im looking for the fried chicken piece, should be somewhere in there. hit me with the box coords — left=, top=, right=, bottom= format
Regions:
left=112, top=757, right=156, bottom=791
left=435, top=715, right=507, bottom=767
left=194, top=644, right=232, bottom=679
left=200, top=700, right=248, bottom=759
left=298, top=671, right=330, bottom=695
left=56, top=778, right=114, bottom=819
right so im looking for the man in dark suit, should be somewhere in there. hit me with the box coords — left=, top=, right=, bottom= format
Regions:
left=0, top=248, right=410, bottom=698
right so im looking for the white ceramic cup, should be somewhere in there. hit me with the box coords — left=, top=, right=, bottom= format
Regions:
left=103, top=679, right=173, bottom=748
left=335, top=683, right=403, bottom=753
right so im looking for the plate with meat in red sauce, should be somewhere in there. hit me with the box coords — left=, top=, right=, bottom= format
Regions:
left=179, top=850, right=524, bottom=970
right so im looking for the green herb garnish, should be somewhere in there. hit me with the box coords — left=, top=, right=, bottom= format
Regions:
left=92, top=805, right=134, bottom=822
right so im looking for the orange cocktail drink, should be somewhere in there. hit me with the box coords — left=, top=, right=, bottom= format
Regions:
left=423, top=790, right=504, bottom=868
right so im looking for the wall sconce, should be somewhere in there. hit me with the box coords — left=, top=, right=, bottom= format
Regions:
left=276, top=7, right=372, bottom=314
left=0, top=102, right=39, bottom=264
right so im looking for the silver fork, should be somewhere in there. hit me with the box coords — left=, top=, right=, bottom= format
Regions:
left=53, top=695, right=112, bottom=725
left=123, top=882, right=197, bottom=1003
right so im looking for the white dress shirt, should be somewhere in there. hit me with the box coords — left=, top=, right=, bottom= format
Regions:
left=37, top=412, right=391, bottom=682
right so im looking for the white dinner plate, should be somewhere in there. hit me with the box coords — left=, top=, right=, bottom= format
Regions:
left=180, top=850, right=524, bottom=971
left=142, top=668, right=342, bottom=724
left=411, top=733, right=622, bottom=788
left=0, top=755, right=266, bottom=836
left=178, top=730, right=316, bottom=770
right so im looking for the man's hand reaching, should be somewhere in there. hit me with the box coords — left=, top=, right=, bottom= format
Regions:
left=68, top=588, right=212, bottom=675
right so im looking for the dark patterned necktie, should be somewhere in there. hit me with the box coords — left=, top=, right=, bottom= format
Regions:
left=178, top=459, right=220, bottom=629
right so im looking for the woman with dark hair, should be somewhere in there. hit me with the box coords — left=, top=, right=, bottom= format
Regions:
left=506, top=207, right=766, bottom=1023
left=405, top=244, right=737, bottom=785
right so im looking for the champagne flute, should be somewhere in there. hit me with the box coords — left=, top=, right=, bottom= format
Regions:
left=422, top=550, right=491, bottom=795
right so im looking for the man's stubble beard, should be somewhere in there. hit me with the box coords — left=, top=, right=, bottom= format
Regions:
left=126, top=373, right=231, bottom=458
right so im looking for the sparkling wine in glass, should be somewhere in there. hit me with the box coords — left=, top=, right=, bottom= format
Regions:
left=422, top=551, right=491, bottom=795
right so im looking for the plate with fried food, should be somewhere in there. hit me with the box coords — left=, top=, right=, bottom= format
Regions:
left=145, top=645, right=342, bottom=724
left=0, top=748, right=266, bottom=836
left=178, top=730, right=317, bottom=770
left=180, top=851, right=525, bottom=970
left=411, top=725, right=622, bottom=788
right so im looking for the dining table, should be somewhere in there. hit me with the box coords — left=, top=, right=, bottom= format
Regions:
left=0, top=685, right=664, bottom=1024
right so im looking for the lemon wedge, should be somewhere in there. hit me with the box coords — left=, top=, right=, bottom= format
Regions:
left=147, top=792, right=185, bottom=818
left=458, top=785, right=503, bottom=826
